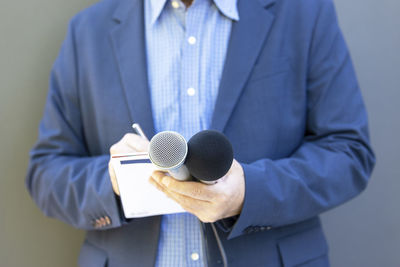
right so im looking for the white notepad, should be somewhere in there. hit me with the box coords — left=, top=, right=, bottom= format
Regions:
left=111, top=153, right=185, bottom=218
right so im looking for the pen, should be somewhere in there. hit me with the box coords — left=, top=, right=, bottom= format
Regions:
left=132, top=123, right=148, bottom=140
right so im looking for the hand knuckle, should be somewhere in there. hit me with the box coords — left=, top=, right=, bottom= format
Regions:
left=192, top=187, right=202, bottom=197
left=123, top=133, right=132, bottom=139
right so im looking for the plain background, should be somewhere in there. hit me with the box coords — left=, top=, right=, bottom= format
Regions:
left=0, top=0, right=399, bottom=266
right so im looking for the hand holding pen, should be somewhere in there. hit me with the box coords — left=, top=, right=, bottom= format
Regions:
left=107, top=123, right=149, bottom=195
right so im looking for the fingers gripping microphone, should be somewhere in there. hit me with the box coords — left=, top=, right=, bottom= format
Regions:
left=149, top=131, right=191, bottom=181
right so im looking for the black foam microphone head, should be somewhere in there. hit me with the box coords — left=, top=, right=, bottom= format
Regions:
left=185, top=130, right=234, bottom=182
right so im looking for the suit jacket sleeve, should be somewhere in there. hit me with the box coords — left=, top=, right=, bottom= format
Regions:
left=225, top=0, right=375, bottom=239
left=26, top=20, right=123, bottom=230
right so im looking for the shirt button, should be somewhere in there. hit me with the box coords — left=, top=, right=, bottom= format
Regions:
left=188, top=36, right=196, bottom=45
left=191, top=252, right=200, bottom=261
left=187, top=87, right=196, bottom=96
left=171, top=1, right=180, bottom=8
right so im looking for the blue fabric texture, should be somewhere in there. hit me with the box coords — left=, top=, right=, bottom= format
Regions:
left=25, top=0, right=375, bottom=266
left=144, top=0, right=238, bottom=265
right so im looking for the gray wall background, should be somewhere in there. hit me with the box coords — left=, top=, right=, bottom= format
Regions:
left=0, top=0, right=398, bottom=266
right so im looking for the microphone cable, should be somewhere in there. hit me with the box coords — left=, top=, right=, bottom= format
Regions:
left=211, top=223, right=228, bottom=267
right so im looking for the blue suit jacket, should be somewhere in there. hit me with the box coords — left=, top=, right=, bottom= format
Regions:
left=26, top=0, right=375, bottom=266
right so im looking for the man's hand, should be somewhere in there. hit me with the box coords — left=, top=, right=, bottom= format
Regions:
left=149, top=159, right=245, bottom=223
left=108, top=133, right=149, bottom=195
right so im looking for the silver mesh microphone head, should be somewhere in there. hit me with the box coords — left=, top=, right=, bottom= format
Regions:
left=149, top=131, right=188, bottom=170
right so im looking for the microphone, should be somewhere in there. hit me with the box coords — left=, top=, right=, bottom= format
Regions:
left=149, top=131, right=191, bottom=181
left=149, top=130, right=233, bottom=183
left=186, top=130, right=233, bottom=184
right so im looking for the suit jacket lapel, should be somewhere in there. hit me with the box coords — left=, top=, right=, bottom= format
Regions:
left=211, top=0, right=276, bottom=132
left=110, top=0, right=155, bottom=138
left=109, top=2, right=160, bottom=264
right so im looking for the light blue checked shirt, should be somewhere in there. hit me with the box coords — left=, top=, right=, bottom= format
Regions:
left=144, top=0, right=239, bottom=266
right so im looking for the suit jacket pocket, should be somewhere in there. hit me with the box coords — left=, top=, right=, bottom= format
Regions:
left=277, top=225, right=329, bottom=267
left=78, top=240, right=108, bottom=267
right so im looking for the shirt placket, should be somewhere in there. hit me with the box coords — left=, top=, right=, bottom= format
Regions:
left=180, top=3, right=208, bottom=267
left=180, top=2, right=202, bottom=140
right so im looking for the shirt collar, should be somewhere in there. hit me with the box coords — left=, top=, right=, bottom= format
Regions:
left=149, top=0, right=168, bottom=25
left=149, top=0, right=239, bottom=25
left=214, top=0, right=239, bottom=21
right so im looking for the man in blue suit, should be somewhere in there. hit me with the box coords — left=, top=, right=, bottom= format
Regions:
left=26, top=0, right=375, bottom=266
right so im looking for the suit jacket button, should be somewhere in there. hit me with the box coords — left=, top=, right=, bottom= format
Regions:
left=92, top=218, right=102, bottom=228
left=104, top=216, right=111, bottom=225
left=99, top=217, right=106, bottom=227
